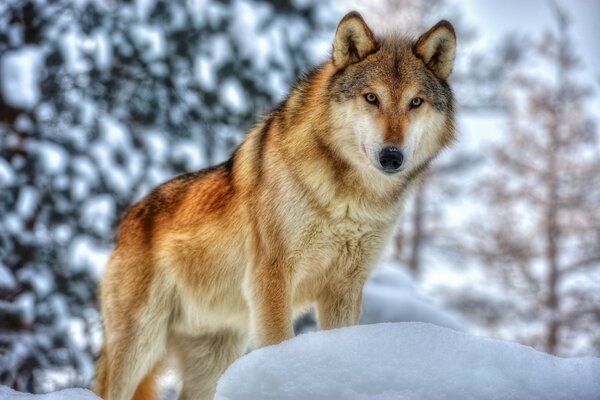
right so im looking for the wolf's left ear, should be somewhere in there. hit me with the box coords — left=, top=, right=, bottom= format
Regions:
left=414, top=20, right=456, bottom=80
left=332, top=11, right=378, bottom=69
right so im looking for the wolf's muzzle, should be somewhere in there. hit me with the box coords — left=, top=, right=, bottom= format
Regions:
left=378, top=146, right=404, bottom=173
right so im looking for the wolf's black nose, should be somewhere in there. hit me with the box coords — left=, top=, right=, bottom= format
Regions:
left=378, top=147, right=404, bottom=172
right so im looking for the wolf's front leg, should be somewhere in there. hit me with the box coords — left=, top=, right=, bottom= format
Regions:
left=248, top=259, right=294, bottom=348
left=316, top=273, right=368, bottom=330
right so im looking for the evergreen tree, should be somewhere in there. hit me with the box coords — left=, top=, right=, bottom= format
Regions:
left=0, top=0, right=330, bottom=391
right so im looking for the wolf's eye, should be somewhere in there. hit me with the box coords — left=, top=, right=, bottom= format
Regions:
left=410, top=97, right=423, bottom=109
left=364, top=93, right=379, bottom=106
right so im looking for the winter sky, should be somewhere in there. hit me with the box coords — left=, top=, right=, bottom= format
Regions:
left=461, top=0, right=599, bottom=72
left=460, top=0, right=600, bottom=115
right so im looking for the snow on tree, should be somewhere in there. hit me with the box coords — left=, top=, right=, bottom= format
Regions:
left=461, top=4, right=600, bottom=356
left=0, top=0, right=331, bottom=392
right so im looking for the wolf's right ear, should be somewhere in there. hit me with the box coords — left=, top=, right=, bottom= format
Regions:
left=414, top=20, right=456, bottom=80
left=332, top=11, right=378, bottom=69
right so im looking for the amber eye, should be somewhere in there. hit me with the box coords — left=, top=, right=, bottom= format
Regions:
left=410, top=97, right=423, bottom=109
left=364, top=93, right=379, bottom=106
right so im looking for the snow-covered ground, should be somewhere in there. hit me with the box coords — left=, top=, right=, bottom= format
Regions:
left=216, top=322, right=600, bottom=400
left=0, top=386, right=100, bottom=400
left=361, top=263, right=465, bottom=331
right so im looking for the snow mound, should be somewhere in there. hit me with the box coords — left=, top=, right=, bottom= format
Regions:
left=216, top=322, right=600, bottom=400
left=0, top=46, right=43, bottom=109
left=0, top=386, right=100, bottom=400
left=361, top=264, right=465, bottom=331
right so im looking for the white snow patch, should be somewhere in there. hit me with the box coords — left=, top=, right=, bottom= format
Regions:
left=172, top=141, right=206, bottom=171
left=92, top=29, right=112, bottom=71
left=194, top=56, right=216, bottom=91
left=4, top=213, right=23, bottom=233
left=0, top=386, right=100, bottom=400
left=0, top=46, right=43, bottom=109
left=0, top=157, right=14, bottom=185
left=216, top=322, right=600, bottom=400
left=362, top=264, right=466, bottom=331
left=81, top=195, right=115, bottom=235
left=100, top=116, right=129, bottom=147
left=143, top=131, right=168, bottom=161
left=14, top=114, right=35, bottom=133
left=15, top=293, right=35, bottom=326
left=60, top=30, right=89, bottom=73
left=135, top=0, right=156, bottom=20
left=131, top=25, right=165, bottom=60
left=0, top=262, right=16, bottom=290
left=15, top=186, right=39, bottom=219
left=69, top=236, right=110, bottom=276
left=35, top=142, right=68, bottom=174
left=17, top=266, right=54, bottom=298
left=220, top=79, right=247, bottom=112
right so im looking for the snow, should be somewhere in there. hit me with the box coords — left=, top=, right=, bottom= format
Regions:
left=195, top=56, right=217, bottom=91
left=68, top=236, right=110, bottom=276
left=230, top=0, right=272, bottom=67
left=135, top=0, right=157, bottom=20
left=91, top=117, right=145, bottom=196
left=34, top=142, right=69, bottom=175
left=131, top=24, right=166, bottom=60
left=0, top=262, right=16, bottom=290
left=294, top=262, right=465, bottom=335
left=220, top=79, right=248, bottom=112
left=0, top=46, right=43, bottom=109
left=81, top=195, right=115, bottom=235
left=15, top=293, right=35, bottom=326
left=216, top=322, right=600, bottom=400
left=0, top=386, right=100, bottom=400
left=92, top=30, right=112, bottom=71
left=361, top=264, right=466, bottom=331
left=0, top=293, right=35, bottom=326
left=15, top=186, right=39, bottom=219
left=0, top=157, right=14, bottom=185
left=17, top=265, right=54, bottom=298
left=60, top=30, right=90, bottom=73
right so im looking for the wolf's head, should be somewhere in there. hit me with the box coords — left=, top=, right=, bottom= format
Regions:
left=327, top=11, right=456, bottom=178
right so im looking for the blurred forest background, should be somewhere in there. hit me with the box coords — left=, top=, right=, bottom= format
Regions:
left=1, top=0, right=599, bottom=394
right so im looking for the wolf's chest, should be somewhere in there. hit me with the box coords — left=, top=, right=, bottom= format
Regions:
left=287, top=217, right=387, bottom=304
left=291, top=217, right=385, bottom=271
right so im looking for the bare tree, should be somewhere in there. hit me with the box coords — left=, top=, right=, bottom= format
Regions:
left=467, top=4, right=600, bottom=355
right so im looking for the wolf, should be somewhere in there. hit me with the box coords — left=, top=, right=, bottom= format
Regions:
left=95, top=11, right=456, bottom=400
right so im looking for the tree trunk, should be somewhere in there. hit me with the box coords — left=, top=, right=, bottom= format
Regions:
left=408, top=176, right=427, bottom=275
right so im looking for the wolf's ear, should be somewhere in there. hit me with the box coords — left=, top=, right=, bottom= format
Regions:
left=414, top=20, right=456, bottom=80
left=332, top=11, right=377, bottom=69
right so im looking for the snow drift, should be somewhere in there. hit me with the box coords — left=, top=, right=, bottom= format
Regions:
left=216, top=322, right=600, bottom=400
left=360, top=263, right=465, bottom=331
left=0, top=386, right=100, bottom=400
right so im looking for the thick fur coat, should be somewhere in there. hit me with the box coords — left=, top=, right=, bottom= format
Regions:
left=95, top=11, right=457, bottom=400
